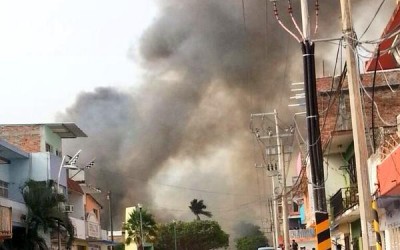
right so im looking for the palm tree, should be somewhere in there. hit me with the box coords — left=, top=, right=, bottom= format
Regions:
left=21, top=180, right=74, bottom=249
left=123, top=207, right=157, bottom=249
left=189, top=199, right=212, bottom=220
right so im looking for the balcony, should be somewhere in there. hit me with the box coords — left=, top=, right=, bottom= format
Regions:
left=330, top=186, right=359, bottom=219
left=289, top=228, right=315, bottom=243
left=377, top=145, right=400, bottom=196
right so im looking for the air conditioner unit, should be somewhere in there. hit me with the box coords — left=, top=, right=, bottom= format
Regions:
left=64, top=205, right=74, bottom=213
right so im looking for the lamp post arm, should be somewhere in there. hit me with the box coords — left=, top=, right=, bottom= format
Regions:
left=57, top=155, right=66, bottom=194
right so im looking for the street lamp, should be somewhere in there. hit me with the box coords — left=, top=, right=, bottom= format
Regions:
left=57, top=150, right=81, bottom=193
left=56, top=150, right=81, bottom=250
left=173, top=220, right=177, bottom=250
left=138, top=203, right=144, bottom=250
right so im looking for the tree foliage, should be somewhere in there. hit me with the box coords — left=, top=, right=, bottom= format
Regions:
left=155, top=220, right=229, bottom=250
left=122, top=207, right=157, bottom=248
left=21, top=180, right=74, bottom=249
left=114, top=243, right=125, bottom=250
left=234, top=222, right=268, bottom=250
left=188, top=199, right=212, bottom=220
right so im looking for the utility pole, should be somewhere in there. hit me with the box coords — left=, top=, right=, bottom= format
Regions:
left=271, top=171, right=280, bottom=249
left=340, top=0, right=373, bottom=248
left=251, top=112, right=289, bottom=249
left=107, top=191, right=114, bottom=250
left=267, top=197, right=278, bottom=249
left=274, top=110, right=290, bottom=250
left=299, top=0, right=331, bottom=249
left=252, top=111, right=292, bottom=250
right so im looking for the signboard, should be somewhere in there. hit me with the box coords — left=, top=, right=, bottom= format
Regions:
left=0, top=206, right=12, bottom=239
left=289, top=228, right=315, bottom=242
left=87, top=221, right=100, bottom=239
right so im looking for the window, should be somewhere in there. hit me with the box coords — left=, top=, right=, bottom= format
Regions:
left=0, top=180, right=9, bottom=198
left=293, top=202, right=299, bottom=213
left=93, top=208, right=99, bottom=219
left=348, top=155, right=357, bottom=185
left=45, top=143, right=53, bottom=153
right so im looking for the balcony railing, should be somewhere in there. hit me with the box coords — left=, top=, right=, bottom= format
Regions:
left=329, top=186, right=359, bottom=218
left=289, top=228, right=315, bottom=240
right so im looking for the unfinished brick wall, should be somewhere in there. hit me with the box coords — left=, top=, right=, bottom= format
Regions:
left=317, top=69, right=400, bottom=148
left=0, top=125, right=42, bottom=152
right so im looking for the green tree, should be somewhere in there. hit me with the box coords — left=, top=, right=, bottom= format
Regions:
left=188, top=199, right=212, bottom=220
left=122, top=207, right=157, bottom=249
left=114, top=243, right=125, bottom=250
left=234, top=222, right=268, bottom=250
left=154, top=220, right=229, bottom=250
left=20, top=180, right=74, bottom=250
left=235, top=235, right=268, bottom=250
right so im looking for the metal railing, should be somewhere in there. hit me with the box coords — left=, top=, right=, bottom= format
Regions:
left=329, top=186, right=359, bottom=218
left=289, top=228, right=315, bottom=239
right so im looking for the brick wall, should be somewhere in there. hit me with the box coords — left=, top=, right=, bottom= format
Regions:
left=317, top=69, right=400, bottom=147
left=0, top=125, right=42, bottom=152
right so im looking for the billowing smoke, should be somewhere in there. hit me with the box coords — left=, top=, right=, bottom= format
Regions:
left=58, top=0, right=395, bottom=241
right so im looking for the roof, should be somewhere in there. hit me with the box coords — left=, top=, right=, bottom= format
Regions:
left=0, top=123, right=87, bottom=138
left=86, top=193, right=103, bottom=209
left=0, top=139, right=29, bottom=163
left=365, top=4, right=400, bottom=71
left=45, top=123, right=87, bottom=138
left=67, top=178, right=84, bottom=194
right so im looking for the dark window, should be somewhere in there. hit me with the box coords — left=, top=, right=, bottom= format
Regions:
left=45, top=143, right=53, bottom=153
left=0, top=180, right=9, bottom=198
left=293, top=202, right=299, bottom=212
left=348, top=155, right=357, bottom=185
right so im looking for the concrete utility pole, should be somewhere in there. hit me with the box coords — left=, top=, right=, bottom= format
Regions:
left=107, top=191, right=114, bottom=250
left=274, top=110, right=290, bottom=250
left=269, top=197, right=279, bottom=249
left=251, top=111, right=292, bottom=249
left=271, top=172, right=280, bottom=249
left=340, top=0, right=373, bottom=248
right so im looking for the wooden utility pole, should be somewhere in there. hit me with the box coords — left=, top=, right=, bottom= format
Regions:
left=340, top=0, right=373, bottom=249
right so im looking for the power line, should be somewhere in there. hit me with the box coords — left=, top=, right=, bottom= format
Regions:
left=359, top=0, right=387, bottom=40
left=86, top=169, right=258, bottom=197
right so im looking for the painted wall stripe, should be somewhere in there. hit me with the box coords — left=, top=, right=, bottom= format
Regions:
left=318, top=238, right=332, bottom=250
left=372, top=199, right=382, bottom=250
left=315, top=212, right=331, bottom=250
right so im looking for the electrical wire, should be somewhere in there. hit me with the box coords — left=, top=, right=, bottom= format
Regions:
left=377, top=61, right=397, bottom=92
left=360, top=23, right=400, bottom=45
left=359, top=0, right=387, bottom=40
left=372, top=47, right=381, bottom=152
left=359, top=78, right=397, bottom=126
left=271, top=0, right=301, bottom=43
left=287, top=0, right=305, bottom=40
left=85, top=169, right=257, bottom=197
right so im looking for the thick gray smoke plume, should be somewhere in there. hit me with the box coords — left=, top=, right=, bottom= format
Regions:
left=59, top=0, right=395, bottom=241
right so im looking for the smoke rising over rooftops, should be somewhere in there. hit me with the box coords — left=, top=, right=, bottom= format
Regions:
left=59, top=0, right=395, bottom=238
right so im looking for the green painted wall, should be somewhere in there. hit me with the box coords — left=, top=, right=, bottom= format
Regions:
left=351, top=219, right=362, bottom=250
left=42, top=126, right=62, bottom=154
